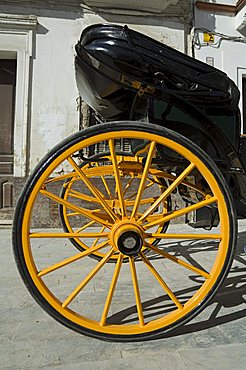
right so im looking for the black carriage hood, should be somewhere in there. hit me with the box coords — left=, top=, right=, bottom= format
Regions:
left=76, top=23, right=238, bottom=97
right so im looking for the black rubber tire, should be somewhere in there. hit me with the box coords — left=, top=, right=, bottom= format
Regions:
left=13, top=121, right=237, bottom=342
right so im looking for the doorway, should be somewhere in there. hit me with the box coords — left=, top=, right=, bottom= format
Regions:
left=0, top=59, right=17, bottom=222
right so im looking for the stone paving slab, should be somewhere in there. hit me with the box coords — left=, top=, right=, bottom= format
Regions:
left=0, top=221, right=245, bottom=370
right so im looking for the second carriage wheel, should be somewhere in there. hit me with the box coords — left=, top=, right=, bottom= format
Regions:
left=59, top=156, right=171, bottom=260
left=13, top=122, right=236, bottom=341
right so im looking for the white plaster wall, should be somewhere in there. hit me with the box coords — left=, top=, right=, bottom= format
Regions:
left=82, top=13, right=185, bottom=51
left=215, top=0, right=237, bottom=4
left=194, top=7, right=246, bottom=80
left=29, top=12, right=186, bottom=171
left=194, top=7, right=246, bottom=130
left=30, top=15, right=83, bottom=168
left=235, top=8, right=246, bottom=34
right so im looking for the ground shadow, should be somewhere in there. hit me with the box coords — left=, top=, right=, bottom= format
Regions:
left=108, top=230, right=246, bottom=337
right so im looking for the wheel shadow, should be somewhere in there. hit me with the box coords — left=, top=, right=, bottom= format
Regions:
left=107, top=230, right=246, bottom=336
left=165, top=266, right=246, bottom=338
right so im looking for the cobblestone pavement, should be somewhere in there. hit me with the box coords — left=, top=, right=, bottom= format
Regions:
left=0, top=221, right=245, bottom=370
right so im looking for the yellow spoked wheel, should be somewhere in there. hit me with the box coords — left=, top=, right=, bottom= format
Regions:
left=13, top=122, right=236, bottom=341
left=58, top=156, right=171, bottom=260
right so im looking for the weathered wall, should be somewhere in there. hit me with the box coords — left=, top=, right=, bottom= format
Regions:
left=194, top=3, right=246, bottom=131
left=30, top=11, right=189, bottom=170
left=30, top=14, right=82, bottom=166
left=194, top=5, right=246, bottom=80
left=0, top=0, right=192, bottom=175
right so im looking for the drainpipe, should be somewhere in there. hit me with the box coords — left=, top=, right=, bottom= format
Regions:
left=192, top=0, right=196, bottom=57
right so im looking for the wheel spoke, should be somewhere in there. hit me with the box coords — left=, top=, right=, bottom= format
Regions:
left=109, top=139, right=126, bottom=217
left=62, top=248, right=115, bottom=308
left=146, top=243, right=211, bottom=279
left=146, top=176, right=163, bottom=187
left=123, top=176, right=134, bottom=195
left=37, top=240, right=109, bottom=277
left=74, top=221, right=95, bottom=233
left=67, top=156, right=118, bottom=222
left=96, top=162, right=113, bottom=198
left=125, top=196, right=158, bottom=207
left=65, top=189, right=103, bottom=204
left=100, top=254, right=124, bottom=326
left=146, top=233, right=222, bottom=240
left=129, top=257, right=145, bottom=327
left=40, top=189, right=113, bottom=227
left=66, top=212, right=81, bottom=217
left=139, top=162, right=195, bottom=223
left=91, top=226, right=106, bottom=247
left=148, top=168, right=208, bottom=197
left=126, top=181, right=155, bottom=201
left=30, top=232, right=109, bottom=238
left=82, top=164, right=115, bottom=178
left=144, top=196, right=217, bottom=229
left=131, top=141, right=156, bottom=218
left=139, top=252, right=183, bottom=309
left=44, top=171, right=77, bottom=185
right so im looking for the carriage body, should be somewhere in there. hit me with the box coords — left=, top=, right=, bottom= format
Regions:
left=75, top=24, right=246, bottom=220
left=13, top=24, right=245, bottom=341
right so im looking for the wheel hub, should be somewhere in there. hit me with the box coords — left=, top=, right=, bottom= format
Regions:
left=110, top=220, right=145, bottom=256
left=118, top=231, right=143, bottom=256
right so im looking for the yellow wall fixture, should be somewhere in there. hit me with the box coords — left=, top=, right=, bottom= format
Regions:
left=203, top=32, right=215, bottom=43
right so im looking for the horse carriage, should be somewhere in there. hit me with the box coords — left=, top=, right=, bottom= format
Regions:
left=13, top=24, right=246, bottom=341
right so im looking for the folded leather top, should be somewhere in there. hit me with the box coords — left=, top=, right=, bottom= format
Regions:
left=77, top=24, right=230, bottom=93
